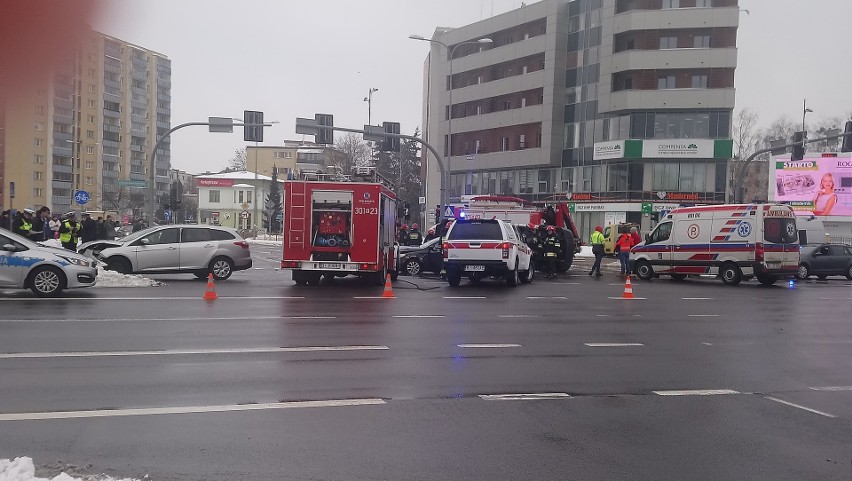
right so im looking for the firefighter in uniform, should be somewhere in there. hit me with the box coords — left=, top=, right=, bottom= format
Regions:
left=543, top=225, right=561, bottom=279
left=408, top=223, right=423, bottom=246
left=397, top=224, right=409, bottom=246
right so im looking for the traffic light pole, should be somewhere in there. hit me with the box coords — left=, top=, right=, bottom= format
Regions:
left=732, top=130, right=852, bottom=203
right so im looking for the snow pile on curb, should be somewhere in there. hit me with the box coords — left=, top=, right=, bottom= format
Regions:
left=0, top=457, right=139, bottom=481
left=247, top=236, right=283, bottom=247
left=95, top=269, right=162, bottom=288
left=576, top=246, right=594, bottom=258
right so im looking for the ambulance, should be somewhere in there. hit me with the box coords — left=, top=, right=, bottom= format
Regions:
left=630, top=204, right=800, bottom=286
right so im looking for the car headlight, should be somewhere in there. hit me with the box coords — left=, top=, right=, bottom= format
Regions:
left=57, top=255, right=93, bottom=267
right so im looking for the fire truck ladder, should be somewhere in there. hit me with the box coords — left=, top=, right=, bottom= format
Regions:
left=288, top=182, right=307, bottom=251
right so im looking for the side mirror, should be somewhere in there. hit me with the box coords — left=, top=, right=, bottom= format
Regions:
left=2, top=243, right=18, bottom=252
left=645, top=234, right=650, bottom=243
left=140, top=238, right=151, bottom=246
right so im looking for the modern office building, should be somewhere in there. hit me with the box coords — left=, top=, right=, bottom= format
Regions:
left=0, top=29, right=170, bottom=218
left=420, top=0, right=737, bottom=234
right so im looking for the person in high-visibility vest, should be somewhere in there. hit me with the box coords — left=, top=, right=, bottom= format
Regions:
left=12, top=209, right=34, bottom=238
left=59, top=212, right=77, bottom=251
left=589, top=226, right=605, bottom=277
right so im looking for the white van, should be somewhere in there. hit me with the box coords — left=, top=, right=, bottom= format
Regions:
left=630, top=204, right=800, bottom=286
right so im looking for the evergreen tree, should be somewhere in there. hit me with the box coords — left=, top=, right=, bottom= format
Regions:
left=263, top=166, right=283, bottom=232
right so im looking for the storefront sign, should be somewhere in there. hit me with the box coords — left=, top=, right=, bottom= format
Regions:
left=653, top=203, right=681, bottom=212
left=656, top=192, right=700, bottom=201
left=570, top=203, right=643, bottom=212
left=643, top=139, right=715, bottom=158
left=593, top=141, right=625, bottom=161
left=197, top=178, right=234, bottom=187
left=566, top=192, right=593, bottom=201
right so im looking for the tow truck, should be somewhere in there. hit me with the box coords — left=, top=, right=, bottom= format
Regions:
left=281, top=168, right=398, bottom=286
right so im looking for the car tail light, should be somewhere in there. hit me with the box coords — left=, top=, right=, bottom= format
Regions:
left=281, top=260, right=300, bottom=268
left=755, top=242, right=764, bottom=263
left=501, top=242, right=510, bottom=259
left=234, top=241, right=250, bottom=249
left=360, top=263, right=374, bottom=270
left=443, top=242, right=449, bottom=259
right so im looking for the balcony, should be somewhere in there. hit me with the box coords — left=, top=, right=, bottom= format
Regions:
left=452, top=104, right=545, bottom=134
left=52, top=163, right=73, bottom=174
left=451, top=34, right=547, bottom=74
left=451, top=68, right=546, bottom=104
left=603, top=87, right=736, bottom=112
left=52, top=132, right=73, bottom=144
left=610, top=47, right=737, bottom=72
left=449, top=147, right=544, bottom=172
left=103, top=169, right=119, bottom=179
left=52, top=196, right=72, bottom=207
left=52, top=146, right=72, bottom=157
left=614, top=6, right=740, bottom=34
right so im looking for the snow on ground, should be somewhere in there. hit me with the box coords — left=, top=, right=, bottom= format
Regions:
left=576, top=245, right=594, bottom=258
left=39, top=239, right=65, bottom=249
left=246, top=235, right=283, bottom=247
left=0, top=457, right=138, bottom=481
left=95, top=269, right=162, bottom=288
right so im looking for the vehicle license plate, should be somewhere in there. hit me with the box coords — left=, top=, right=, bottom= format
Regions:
left=464, top=265, right=485, bottom=272
left=317, top=262, right=342, bottom=269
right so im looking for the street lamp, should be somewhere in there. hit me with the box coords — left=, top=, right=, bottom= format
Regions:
left=802, top=99, right=813, bottom=134
left=363, top=88, right=379, bottom=125
left=409, top=34, right=492, bottom=210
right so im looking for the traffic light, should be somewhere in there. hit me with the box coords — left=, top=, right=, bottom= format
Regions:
left=841, top=120, right=852, bottom=153
left=244, top=110, right=264, bottom=142
left=316, top=114, right=334, bottom=145
left=169, top=185, right=178, bottom=209
left=174, top=181, right=183, bottom=209
left=381, top=122, right=400, bottom=152
left=791, top=131, right=806, bottom=161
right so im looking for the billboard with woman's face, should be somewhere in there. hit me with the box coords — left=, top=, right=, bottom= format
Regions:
left=769, top=154, right=852, bottom=217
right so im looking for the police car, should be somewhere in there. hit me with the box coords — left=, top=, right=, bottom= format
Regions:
left=0, top=229, right=97, bottom=296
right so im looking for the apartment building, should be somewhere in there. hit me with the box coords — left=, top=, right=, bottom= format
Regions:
left=421, top=0, right=738, bottom=234
left=245, top=142, right=347, bottom=179
left=0, top=29, right=170, bottom=218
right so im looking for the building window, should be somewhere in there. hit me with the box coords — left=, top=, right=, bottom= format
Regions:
left=285, top=152, right=292, bottom=159
left=86, top=145, right=95, bottom=154
left=33, top=188, right=44, bottom=198
left=238, top=191, right=244, bottom=203
left=87, top=114, right=96, bottom=123
left=653, top=163, right=680, bottom=191
left=696, top=0, right=711, bottom=6
left=691, top=75, right=709, bottom=88
left=33, top=154, right=44, bottom=164
left=247, top=191, right=253, bottom=203
left=519, top=134, right=527, bottom=149
left=658, top=76, right=676, bottom=89
left=87, top=99, right=96, bottom=109
left=87, top=130, right=95, bottom=139
left=85, top=177, right=94, bottom=186
left=35, top=105, right=45, bottom=115
left=475, top=139, right=482, bottom=154
left=623, top=77, right=634, bottom=90
left=694, top=35, right=711, bottom=48
left=659, top=37, right=677, bottom=49
left=34, top=171, right=43, bottom=180
left=501, top=137, right=510, bottom=151
left=87, top=84, right=95, bottom=93
left=34, top=138, right=43, bottom=147
left=662, top=0, right=679, bottom=8
left=88, top=68, right=96, bottom=77
left=209, top=190, right=220, bottom=203
left=85, top=161, right=94, bottom=169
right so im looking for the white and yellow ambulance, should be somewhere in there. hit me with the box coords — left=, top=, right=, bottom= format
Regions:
left=630, top=204, right=800, bottom=286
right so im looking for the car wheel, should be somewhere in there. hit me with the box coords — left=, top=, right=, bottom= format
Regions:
left=447, top=271, right=462, bottom=287
left=520, top=261, right=534, bottom=284
left=209, top=256, right=234, bottom=280
left=634, top=260, right=653, bottom=280
left=670, top=273, right=687, bottom=281
left=106, top=257, right=132, bottom=275
left=506, top=261, right=519, bottom=287
left=28, top=266, right=65, bottom=297
left=795, top=264, right=810, bottom=280
left=720, top=263, right=743, bottom=286
left=404, top=258, right=422, bottom=276
left=846, top=265, right=852, bottom=281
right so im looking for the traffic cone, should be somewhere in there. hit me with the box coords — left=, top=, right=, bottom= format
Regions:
left=203, top=273, right=218, bottom=301
left=382, top=273, right=395, bottom=298
left=622, top=275, right=635, bottom=299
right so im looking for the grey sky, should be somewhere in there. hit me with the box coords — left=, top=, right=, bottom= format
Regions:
left=93, top=0, right=852, bottom=175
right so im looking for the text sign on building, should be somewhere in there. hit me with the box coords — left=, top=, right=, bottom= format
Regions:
left=197, top=179, right=234, bottom=187
left=643, top=139, right=715, bottom=158
left=593, top=141, right=625, bottom=161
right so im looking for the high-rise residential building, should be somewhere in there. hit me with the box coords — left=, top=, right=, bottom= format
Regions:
left=421, top=0, right=737, bottom=234
left=0, top=29, right=170, bottom=218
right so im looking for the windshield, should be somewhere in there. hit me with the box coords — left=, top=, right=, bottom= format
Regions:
left=764, top=218, right=798, bottom=244
left=118, top=226, right=161, bottom=244
left=448, top=221, right=503, bottom=240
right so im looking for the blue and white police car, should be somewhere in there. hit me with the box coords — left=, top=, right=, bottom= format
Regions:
left=0, top=229, right=97, bottom=297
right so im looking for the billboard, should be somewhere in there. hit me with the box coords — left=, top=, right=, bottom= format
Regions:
left=770, top=153, right=852, bottom=217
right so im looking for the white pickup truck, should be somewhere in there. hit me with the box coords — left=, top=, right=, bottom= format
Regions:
left=442, top=218, right=533, bottom=287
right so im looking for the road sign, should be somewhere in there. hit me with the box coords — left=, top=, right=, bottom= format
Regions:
left=117, top=179, right=147, bottom=188
left=164, top=209, right=172, bottom=221
left=244, top=110, right=264, bottom=142
left=240, top=210, right=250, bottom=219
left=418, top=196, right=426, bottom=205
left=443, top=206, right=455, bottom=218
left=74, top=190, right=90, bottom=205
left=208, top=117, right=234, bottom=133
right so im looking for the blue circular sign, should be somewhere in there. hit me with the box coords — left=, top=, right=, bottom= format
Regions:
left=737, top=221, right=752, bottom=238
left=74, top=190, right=90, bottom=205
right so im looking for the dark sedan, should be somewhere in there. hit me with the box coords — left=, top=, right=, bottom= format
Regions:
left=398, top=237, right=443, bottom=276
left=795, top=243, right=852, bottom=280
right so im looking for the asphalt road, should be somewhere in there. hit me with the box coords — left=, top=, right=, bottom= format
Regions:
left=1, top=251, right=851, bottom=481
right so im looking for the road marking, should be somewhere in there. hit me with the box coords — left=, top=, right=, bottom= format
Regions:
left=595, top=314, right=611, bottom=317
left=353, top=296, right=395, bottom=299
left=0, top=398, right=386, bottom=422
left=607, top=297, right=647, bottom=300
left=526, top=296, right=568, bottom=299
left=702, top=342, right=714, bottom=346
left=392, top=315, right=445, bottom=318
left=764, top=396, right=836, bottom=418
left=443, top=296, right=488, bottom=299
left=497, top=315, right=537, bottom=318
left=479, top=393, right=571, bottom=401
left=0, top=345, right=390, bottom=359
left=654, top=389, right=739, bottom=396
left=584, top=343, right=644, bottom=347
left=689, top=314, right=720, bottom=318
left=809, top=386, right=852, bottom=392
left=0, top=296, right=306, bottom=301
left=0, top=315, right=337, bottom=323
left=457, top=343, right=522, bottom=348
left=818, top=297, right=852, bottom=300
left=683, top=297, right=714, bottom=300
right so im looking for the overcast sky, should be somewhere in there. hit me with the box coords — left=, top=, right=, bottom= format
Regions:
left=93, top=0, right=852, bottom=174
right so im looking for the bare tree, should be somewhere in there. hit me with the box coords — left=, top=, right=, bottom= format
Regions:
left=101, top=187, right=145, bottom=216
left=227, top=148, right=247, bottom=171
left=333, top=132, right=370, bottom=173
left=732, top=108, right=762, bottom=161
left=809, top=116, right=845, bottom=153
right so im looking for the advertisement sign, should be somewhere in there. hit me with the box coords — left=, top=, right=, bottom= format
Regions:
left=770, top=154, right=852, bottom=216
left=197, top=178, right=234, bottom=187
left=593, top=141, right=625, bottom=161
left=643, top=139, right=715, bottom=158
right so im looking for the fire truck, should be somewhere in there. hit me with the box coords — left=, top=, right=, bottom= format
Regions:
left=281, top=168, right=398, bottom=286
left=449, top=196, right=582, bottom=272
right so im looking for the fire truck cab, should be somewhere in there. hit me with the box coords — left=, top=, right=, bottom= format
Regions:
left=281, top=169, right=397, bottom=285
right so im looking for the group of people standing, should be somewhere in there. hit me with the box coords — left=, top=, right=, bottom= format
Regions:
left=1, top=209, right=118, bottom=250
left=397, top=223, right=424, bottom=247
left=588, top=225, right=640, bottom=277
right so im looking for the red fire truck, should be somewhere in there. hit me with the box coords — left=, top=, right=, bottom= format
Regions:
left=281, top=169, right=398, bottom=285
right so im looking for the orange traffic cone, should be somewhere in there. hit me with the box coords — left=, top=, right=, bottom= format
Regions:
left=382, top=273, right=395, bottom=298
left=622, top=275, right=635, bottom=299
left=203, top=273, right=218, bottom=300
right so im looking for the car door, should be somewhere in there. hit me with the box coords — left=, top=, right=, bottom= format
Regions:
left=0, top=232, right=28, bottom=287
left=135, top=227, right=181, bottom=271
left=645, top=221, right=674, bottom=273
left=425, top=239, right=443, bottom=273
left=179, top=227, right=216, bottom=269
left=827, top=245, right=849, bottom=275
left=809, top=245, right=834, bottom=274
